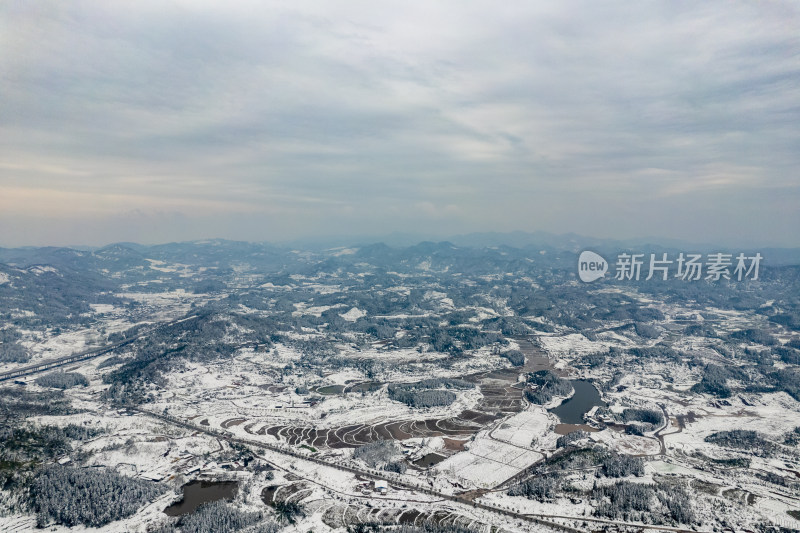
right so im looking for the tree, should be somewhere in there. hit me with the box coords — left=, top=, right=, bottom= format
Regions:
left=29, top=465, right=166, bottom=528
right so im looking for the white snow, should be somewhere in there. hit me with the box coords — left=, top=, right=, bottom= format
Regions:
left=435, top=432, right=543, bottom=488
left=339, top=307, right=366, bottom=321
left=490, top=408, right=552, bottom=448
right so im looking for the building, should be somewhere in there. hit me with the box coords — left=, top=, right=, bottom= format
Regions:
left=374, top=479, right=388, bottom=495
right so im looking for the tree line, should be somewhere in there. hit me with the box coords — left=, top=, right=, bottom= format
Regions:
left=34, top=372, right=89, bottom=389
left=387, top=378, right=473, bottom=409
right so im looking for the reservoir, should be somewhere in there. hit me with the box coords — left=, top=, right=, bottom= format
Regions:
left=548, top=380, right=606, bottom=425
left=164, top=480, right=239, bottom=516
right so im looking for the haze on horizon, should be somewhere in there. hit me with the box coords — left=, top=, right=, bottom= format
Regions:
left=1, top=1, right=799, bottom=248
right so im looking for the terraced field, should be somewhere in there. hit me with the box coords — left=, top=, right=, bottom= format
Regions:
left=262, top=480, right=495, bottom=532
left=226, top=339, right=549, bottom=451
left=235, top=380, right=525, bottom=449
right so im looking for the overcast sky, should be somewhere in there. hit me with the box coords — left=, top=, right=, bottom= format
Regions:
left=1, top=1, right=798, bottom=247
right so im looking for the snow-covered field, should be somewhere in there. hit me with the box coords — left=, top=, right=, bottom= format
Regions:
left=435, top=433, right=544, bottom=489
left=490, top=408, right=552, bottom=448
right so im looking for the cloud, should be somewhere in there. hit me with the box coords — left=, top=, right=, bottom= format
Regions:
left=0, top=0, right=798, bottom=246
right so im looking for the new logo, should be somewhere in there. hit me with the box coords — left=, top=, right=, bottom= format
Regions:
left=578, top=251, right=608, bottom=282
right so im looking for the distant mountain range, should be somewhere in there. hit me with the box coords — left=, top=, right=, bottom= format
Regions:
left=2, top=232, right=799, bottom=268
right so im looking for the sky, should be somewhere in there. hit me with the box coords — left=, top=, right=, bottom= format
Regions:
left=1, top=1, right=799, bottom=247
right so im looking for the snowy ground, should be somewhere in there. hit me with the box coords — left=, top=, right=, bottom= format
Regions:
left=490, top=408, right=553, bottom=448
left=434, top=431, right=544, bottom=489
left=3, top=276, right=800, bottom=532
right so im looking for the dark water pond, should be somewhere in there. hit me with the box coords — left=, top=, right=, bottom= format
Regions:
left=261, top=485, right=279, bottom=505
left=164, top=480, right=239, bottom=516
left=413, top=453, right=447, bottom=468
left=548, top=380, right=606, bottom=425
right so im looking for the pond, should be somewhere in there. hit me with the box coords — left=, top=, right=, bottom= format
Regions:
left=548, top=379, right=606, bottom=425
left=317, top=384, right=345, bottom=395
left=164, top=480, right=239, bottom=516
left=413, top=453, right=447, bottom=468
